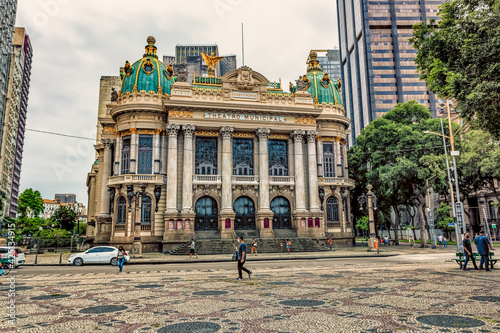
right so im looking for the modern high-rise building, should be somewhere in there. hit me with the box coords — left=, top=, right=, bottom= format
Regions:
left=219, top=54, right=237, bottom=76
left=0, top=0, right=19, bottom=157
left=0, top=27, right=32, bottom=217
left=317, top=50, right=342, bottom=82
left=175, top=44, right=220, bottom=75
left=337, top=0, right=444, bottom=145
left=55, top=193, right=77, bottom=204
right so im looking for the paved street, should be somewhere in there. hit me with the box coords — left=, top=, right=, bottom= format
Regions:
left=2, top=252, right=500, bottom=332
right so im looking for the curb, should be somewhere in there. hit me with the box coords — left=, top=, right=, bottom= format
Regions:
left=22, top=253, right=398, bottom=266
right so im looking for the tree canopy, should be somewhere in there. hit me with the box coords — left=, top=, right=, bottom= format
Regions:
left=17, top=188, right=44, bottom=217
left=51, top=205, right=78, bottom=232
left=410, top=0, right=500, bottom=138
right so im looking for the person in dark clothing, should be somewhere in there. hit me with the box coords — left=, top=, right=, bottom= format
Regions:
left=236, top=236, right=252, bottom=280
left=462, top=233, right=478, bottom=270
left=474, top=231, right=492, bottom=271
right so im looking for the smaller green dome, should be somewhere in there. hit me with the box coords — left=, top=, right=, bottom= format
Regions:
left=120, top=36, right=175, bottom=95
left=303, top=52, right=343, bottom=106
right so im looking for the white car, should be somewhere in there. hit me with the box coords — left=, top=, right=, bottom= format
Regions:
left=68, top=246, right=130, bottom=266
left=0, top=247, right=25, bottom=268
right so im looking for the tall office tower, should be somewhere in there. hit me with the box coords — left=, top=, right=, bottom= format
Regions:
left=219, top=54, right=237, bottom=76
left=337, top=0, right=444, bottom=145
left=8, top=28, right=32, bottom=217
left=0, top=27, right=32, bottom=217
left=317, top=50, right=342, bottom=81
left=175, top=44, right=220, bottom=75
left=55, top=193, right=77, bottom=204
left=0, top=0, right=19, bottom=155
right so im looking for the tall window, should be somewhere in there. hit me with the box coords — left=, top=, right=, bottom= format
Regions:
left=137, top=135, right=153, bottom=174
left=489, top=202, right=497, bottom=219
left=195, top=137, right=218, bottom=175
left=323, top=143, right=335, bottom=177
left=340, top=144, right=345, bottom=177
left=141, top=196, right=152, bottom=224
left=233, top=138, right=253, bottom=175
left=268, top=140, right=288, bottom=176
left=121, top=136, right=131, bottom=174
left=117, top=197, right=126, bottom=224
left=326, top=196, right=339, bottom=222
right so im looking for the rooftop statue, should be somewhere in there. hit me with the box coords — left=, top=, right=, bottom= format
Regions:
left=201, top=52, right=224, bottom=77
left=111, top=88, right=118, bottom=102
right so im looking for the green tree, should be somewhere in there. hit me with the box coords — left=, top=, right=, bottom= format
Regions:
left=410, top=0, right=500, bottom=138
left=17, top=188, right=44, bottom=217
left=51, top=205, right=78, bottom=231
left=355, top=216, right=369, bottom=237
left=434, top=202, right=455, bottom=239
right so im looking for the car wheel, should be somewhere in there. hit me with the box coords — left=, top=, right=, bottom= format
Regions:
left=110, top=258, right=117, bottom=266
left=73, top=258, right=84, bottom=266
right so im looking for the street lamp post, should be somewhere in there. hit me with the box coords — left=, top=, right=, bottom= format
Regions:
left=127, top=184, right=147, bottom=256
left=358, top=185, right=377, bottom=251
left=479, top=200, right=494, bottom=248
left=37, top=226, right=43, bottom=254
left=426, top=175, right=437, bottom=249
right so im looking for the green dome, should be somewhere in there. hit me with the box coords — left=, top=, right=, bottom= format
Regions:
left=120, top=36, right=175, bottom=95
left=303, top=51, right=343, bottom=106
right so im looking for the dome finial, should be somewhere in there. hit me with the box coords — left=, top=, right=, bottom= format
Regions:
left=307, top=50, right=321, bottom=72
left=144, top=36, right=158, bottom=58
left=147, top=36, right=156, bottom=45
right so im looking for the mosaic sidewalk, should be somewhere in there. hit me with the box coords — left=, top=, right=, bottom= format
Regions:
left=1, top=261, right=500, bottom=332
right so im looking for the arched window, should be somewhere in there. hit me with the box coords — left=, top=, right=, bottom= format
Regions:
left=117, top=197, right=126, bottom=224
left=326, top=196, right=339, bottom=222
left=489, top=201, right=497, bottom=219
left=141, top=196, right=152, bottom=224
left=323, top=143, right=335, bottom=177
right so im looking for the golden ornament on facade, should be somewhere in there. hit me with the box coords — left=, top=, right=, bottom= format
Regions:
left=194, top=130, right=219, bottom=137
left=320, top=137, right=336, bottom=142
left=124, top=60, right=132, bottom=77
left=143, top=59, right=155, bottom=75
left=155, top=128, right=163, bottom=135
left=232, top=132, right=255, bottom=138
left=268, top=134, right=289, bottom=140
left=168, top=110, right=193, bottom=118
left=138, top=129, right=155, bottom=135
left=295, top=117, right=316, bottom=124
left=130, top=128, right=138, bottom=134
left=103, top=126, right=116, bottom=134
left=121, top=129, right=132, bottom=136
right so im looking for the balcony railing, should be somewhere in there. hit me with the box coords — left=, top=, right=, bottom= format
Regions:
left=107, top=174, right=167, bottom=186
left=140, top=224, right=152, bottom=231
left=269, top=176, right=295, bottom=186
left=319, top=177, right=355, bottom=188
left=232, top=175, right=259, bottom=185
left=193, top=175, right=222, bottom=185
left=115, top=224, right=125, bottom=231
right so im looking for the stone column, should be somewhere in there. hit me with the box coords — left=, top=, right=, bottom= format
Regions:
left=335, top=139, right=342, bottom=177
left=166, top=124, right=180, bottom=213
left=316, top=138, right=324, bottom=177
left=307, top=131, right=320, bottom=212
left=292, top=130, right=306, bottom=212
left=182, top=125, right=195, bottom=213
left=130, top=128, right=138, bottom=174
left=220, top=126, right=234, bottom=213
left=114, top=136, right=121, bottom=176
left=342, top=141, right=348, bottom=177
left=256, top=128, right=271, bottom=212
left=153, top=129, right=161, bottom=174
left=99, top=139, right=113, bottom=216
left=160, top=133, right=167, bottom=174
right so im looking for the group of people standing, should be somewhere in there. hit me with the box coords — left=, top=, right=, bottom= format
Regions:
left=463, top=231, right=493, bottom=271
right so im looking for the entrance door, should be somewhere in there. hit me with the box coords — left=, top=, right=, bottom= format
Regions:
left=271, top=196, right=292, bottom=229
left=195, top=196, right=218, bottom=231
left=234, top=196, right=255, bottom=230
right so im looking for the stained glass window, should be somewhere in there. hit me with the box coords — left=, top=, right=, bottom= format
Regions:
left=116, top=197, right=126, bottom=224
left=195, top=137, right=218, bottom=175
left=268, top=140, right=288, bottom=176
left=137, top=135, right=153, bottom=174
left=233, top=138, right=253, bottom=175
left=141, top=196, right=152, bottom=224
left=121, top=136, right=130, bottom=174
left=326, top=196, right=339, bottom=221
left=323, top=143, right=335, bottom=177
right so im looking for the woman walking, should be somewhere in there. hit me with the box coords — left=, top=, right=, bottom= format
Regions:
left=116, top=246, right=126, bottom=273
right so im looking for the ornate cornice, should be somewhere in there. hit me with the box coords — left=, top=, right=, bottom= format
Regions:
left=168, top=110, right=193, bottom=118
left=183, top=124, right=196, bottom=138
left=256, top=128, right=271, bottom=140
left=220, top=126, right=234, bottom=138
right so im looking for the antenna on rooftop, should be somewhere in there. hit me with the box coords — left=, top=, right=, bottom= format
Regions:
left=241, top=23, right=245, bottom=66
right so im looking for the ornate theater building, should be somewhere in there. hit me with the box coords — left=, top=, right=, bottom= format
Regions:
left=86, top=37, right=355, bottom=253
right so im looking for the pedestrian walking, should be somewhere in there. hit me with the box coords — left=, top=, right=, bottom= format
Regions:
left=189, top=239, right=198, bottom=259
left=384, top=236, right=388, bottom=246
left=286, top=239, right=291, bottom=254
left=438, top=234, right=443, bottom=248
left=116, top=246, right=127, bottom=273
left=251, top=238, right=258, bottom=256
left=462, top=233, right=478, bottom=271
left=474, top=231, right=492, bottom=271
left=235, top=236, right=252, bottom=280
left=327, top=237, right=333, bottom=251
left=409, top=236, right=414, bottom=250
left=443, top=236, right=448, bottom=248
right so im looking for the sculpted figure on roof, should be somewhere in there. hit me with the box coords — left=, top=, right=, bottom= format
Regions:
left=236, top=66, right=255, bottom=90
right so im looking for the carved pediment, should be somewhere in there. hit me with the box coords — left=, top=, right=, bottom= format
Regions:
left=221, top=66, right=269, bottom=90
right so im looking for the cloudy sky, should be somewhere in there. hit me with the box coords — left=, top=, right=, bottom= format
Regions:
left=15, top=0, right=339, bottom=207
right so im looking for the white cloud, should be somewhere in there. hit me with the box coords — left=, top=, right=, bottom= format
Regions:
left=15, top=0, right=338, bottom=206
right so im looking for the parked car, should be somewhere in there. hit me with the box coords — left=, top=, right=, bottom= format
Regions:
left=0, top=247, right=25, bottom=268
left=68, top=246, right=130, bottom=266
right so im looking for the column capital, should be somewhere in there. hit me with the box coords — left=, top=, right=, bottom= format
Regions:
left=220, top=126, right=234, bottom=139
left=256, top=128, right=271, bottom=140
left=291, top=130, right=305, bottom=142
left=306, top=130, right=318, bottom=143
left=102, top=139, right=113, bottom=149
left=182, top=124, right=196, bottom=138
left=167, top=124, right=180, bottom=137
